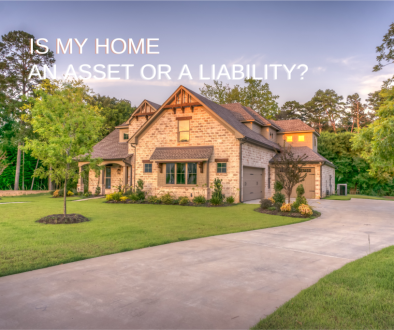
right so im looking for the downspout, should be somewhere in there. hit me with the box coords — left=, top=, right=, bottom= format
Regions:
left=320, top=162, right=323, bottom=199
left=206, top=158, right=210, bottom=200
left=239, top=139, right=245, bottom=203
left=130, top=143, right=137, bottom=191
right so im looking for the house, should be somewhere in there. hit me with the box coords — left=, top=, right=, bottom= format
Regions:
left=77, top=86, right=335, bottom=202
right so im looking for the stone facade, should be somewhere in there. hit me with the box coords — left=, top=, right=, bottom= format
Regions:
left=135, top=106, right=241, bottom=202
left=321, top=164, right=335, bottom=197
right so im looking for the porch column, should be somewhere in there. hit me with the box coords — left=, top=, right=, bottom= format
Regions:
left=128, top=166, right=132, bottom=186
left=123, top=165, right=127, bottom=189
left=78, top=166, right=84, bottom=192
left=100, top=169, right=104, bottom=195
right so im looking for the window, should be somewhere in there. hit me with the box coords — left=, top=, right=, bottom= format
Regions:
left=187, top=163, right=197, bottom=184
left=298, top=135, right=304, bottom=142
left=144, top=163, right=152, bottom=173
left=217, top=163, right=227, bottom=173
left=176, top=163, right=186, bottom=184
left=286, top=136, right=293, bottom=142
left=178, top=120, right=190, bottom=142
left=105, top=167, right=111, bottom=189
left=123, top=133, right=129, bottom=140
left=166, top=163, right=197, bottom=185
left=166, top=163, right=175, bottom=184
left=269, top=132, right=274, bottom=140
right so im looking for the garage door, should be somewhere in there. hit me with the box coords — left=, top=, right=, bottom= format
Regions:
left=243, top=167, right=264, bottom=202
left=290, top=168, right=315, bottom=199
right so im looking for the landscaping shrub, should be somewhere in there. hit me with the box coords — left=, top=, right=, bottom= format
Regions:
left=49, top=190, right=55, bottom=196
left=210, top=195, right=223, bottom=205
left=58, top=189, right=64, bottom=197
left=95, top=186, right=101, bottom=196
left=193, top=195, right=206, bottom=204
left=172, top=198, right=180, bottom=205
left=106, top=194, right=113, bottom=201
left=179, top=196, right=190, bottom=205
left=298, top=204, right=313, bottom=215
left=212, top=178, right=224, bottom=201
left=226, top=196, right=235, bottom=204
left=106, top=192, right=123, bottom=202
left=160, top=193, right=174, bottom=205
left=67, top=190, right=74, bottom=196
left=272, top=181, right=286, bottom=209
left=135, top=179, right=145, bottom=200
left=280, top=203, right=291, bottom=212
left=53, top=190, right=59, bottom=198
left=120, top=196, right=128, bottom=202
left=261, top=199, right=273, bottom=209
left=292, top=184, right=308, bottom=209
left=268, top=197, right=275, bottom=204
left=147, top=195, right=160, bottom=204
left=268, top=206, right=276, bottom=211
left=84, top=191, right=92, bottom=197
left=129, top=192, right=140, bottom=202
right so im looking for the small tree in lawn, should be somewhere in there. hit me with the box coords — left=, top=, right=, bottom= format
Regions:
left=22, top=79, right=104, bottom=218
left=0, top=150, right=8, bottom=176
left=271, top=144, right=308, bottom=203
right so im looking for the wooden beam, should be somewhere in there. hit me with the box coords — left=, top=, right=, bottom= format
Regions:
left=176, top=116, right=192, bottom=121
left=134, top=112, right=155, bottom=117
left=142, top=160, right=153, bottom=163
left=158, top=163, right=163, bottom=173
left=163, top=102, right=201, bottom=109
left=215, top=158, right=229, bottom=162
left=172, top=108, right=176, bottom=114
left=198, top=162, right=204, bottom=174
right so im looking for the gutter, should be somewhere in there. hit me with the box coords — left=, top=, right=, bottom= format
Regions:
left=130, top=143, right=137, bottom=191
left=242, top=136, right=280, bottom=152
left=320, top=162, right=323, bottom=199
left=238, top=138, right=246, bottom=203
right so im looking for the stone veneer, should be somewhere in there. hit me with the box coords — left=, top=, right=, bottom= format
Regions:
left=134, top=106, right=241, bottom=202
left=321, top=164, right=335, bottom=197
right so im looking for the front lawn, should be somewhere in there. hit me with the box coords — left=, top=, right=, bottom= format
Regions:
left=324, top=194, right=391, bottom=201
left=0, top=194, right=314, bottom=277
left=252, top=245, right=394, bottom=329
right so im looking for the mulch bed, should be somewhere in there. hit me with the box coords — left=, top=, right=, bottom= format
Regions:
left=36, top=214, right=90, bottom=224
left=255, top=208, right=321, bottom=219
left=105, top=200, right=236, bottom=207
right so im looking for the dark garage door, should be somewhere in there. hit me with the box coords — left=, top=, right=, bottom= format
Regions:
left=243, top=167, right=264, bottom=202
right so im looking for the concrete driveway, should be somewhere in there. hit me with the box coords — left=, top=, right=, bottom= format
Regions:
left=1, top=199, right=394, bottom=329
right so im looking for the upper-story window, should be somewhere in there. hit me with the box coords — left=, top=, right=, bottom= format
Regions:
left=286, top=136, right=293, bottom=142
left=123, top=133, right=129, bottom=140
left=178, top=120, right=190, bottom=142
left=298, top=135, right=304, bottom=142
left=269, top=132, right=274, bottom=140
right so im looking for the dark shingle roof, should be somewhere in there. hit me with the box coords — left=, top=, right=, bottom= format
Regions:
left=272, top=119, right=315, bottom=133
left=150, top=146, right=214, bottom=161
left=270, top=146, right=335, bottom=168
left=220, top=103, right=280, bottom=130
left=90, top=129, right=130, bottom=160
left=184, top=88, right=281, bottom=151
left=146, top=100, right=161, bottom=110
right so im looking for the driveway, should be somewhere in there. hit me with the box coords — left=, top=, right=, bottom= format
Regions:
left=1, top=199, right=393, bottom=329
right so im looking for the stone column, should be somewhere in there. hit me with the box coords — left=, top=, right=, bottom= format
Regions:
left=123, top=165, right=127, bottom=190
left=78, top=166, right=84, bottom=192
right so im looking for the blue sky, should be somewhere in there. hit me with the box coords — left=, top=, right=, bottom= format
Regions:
left=1, top=1, right=393, bottom=106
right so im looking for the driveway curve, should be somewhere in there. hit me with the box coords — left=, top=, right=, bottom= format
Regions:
left=1, top=199, right=394, bottom=329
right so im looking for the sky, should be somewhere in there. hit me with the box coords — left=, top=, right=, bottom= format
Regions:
left=1, top=1, right=394, bottom=107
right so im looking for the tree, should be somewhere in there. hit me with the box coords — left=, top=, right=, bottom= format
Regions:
left=352, top=86, right=394, bottom=176
left=345, top=93, right=368, bottom=132
left=373, top=22, right=394, bottom=72
left=22, top=80, right=104, bottom=216
left=87, top=95, right=136, bottom=139
left=271, top=145, right=308, bottom=203
left=0, top=150, right=8, bottom=176
left=200, top=78, right=280, bottom=119
left=310, top=89, right=344, bottom=133
left=303, top=99, right=327, bottom=133
left=276, top=101, right=304, bottom=120
left=0, top=30, right=55, bottom=190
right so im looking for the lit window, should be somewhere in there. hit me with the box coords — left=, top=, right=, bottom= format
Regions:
left=298, top=135, right=304, bottom=142
left=178, top=120, right=190, bottom=142
left=144, top=164, right=152, bottom=173
left=286, top=136, right=293, bottom=142
left=217, top=163, right=227, bottom=173
left=124, top=133, right=129, bottom=140
left=270, top=132, right=274, bottom=140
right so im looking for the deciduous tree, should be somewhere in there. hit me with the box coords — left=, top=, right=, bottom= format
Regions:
left=373, top=22, right=394, bottom=72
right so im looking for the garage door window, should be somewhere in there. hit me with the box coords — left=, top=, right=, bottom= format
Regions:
left=217, top=163, right=227, bottom=173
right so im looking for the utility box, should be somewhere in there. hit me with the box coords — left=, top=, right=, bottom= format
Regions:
left=337, top=184, right=347, bottom=196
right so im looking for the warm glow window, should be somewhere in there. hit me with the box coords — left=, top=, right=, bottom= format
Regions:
left=286, top=136, right=293, bottom=142
left=298, top=135, right=304, bottom=142
left=178, top=120, right=190, bottom=142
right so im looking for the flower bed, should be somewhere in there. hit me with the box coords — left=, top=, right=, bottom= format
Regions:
left=105, top=199, right=237, bottom=207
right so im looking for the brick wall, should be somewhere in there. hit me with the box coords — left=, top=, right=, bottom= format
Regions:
left=321, top=165, right=335, bottom=197
left=134, top=106, right=241, bottom=202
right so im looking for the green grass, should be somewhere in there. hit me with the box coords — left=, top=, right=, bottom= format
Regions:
left=252, top=246, right=394, bottom=329
left=0, top=194, right=313, bottom=277
left=324, top=194, right=390, bottom=201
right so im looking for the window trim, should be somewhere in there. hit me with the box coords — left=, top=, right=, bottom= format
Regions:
left=105, top=166, right=111, bottom=189
left=217, top=162, right=227, bottom=174
left=178, top=119, right=190, bottom=142
left=123, top=133, right=129, bottom=140
left=144, top=163, right=152, bottom=173
left=164, top=162, right=198, bottom=186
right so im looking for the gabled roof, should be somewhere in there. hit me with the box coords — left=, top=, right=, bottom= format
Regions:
left=272, top=119, right=316, bottom=133
left=220, top=103, right=280, bottom=130
left=117, top=99, right=161, bottom=128
left=150, top=146, right=214, bottom=161
left=89, top=129, right=130, bottom=160
left=270, top=146, right=335, bottom=168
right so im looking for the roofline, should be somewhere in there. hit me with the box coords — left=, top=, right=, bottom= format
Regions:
left=150, top=158, right=209, bottom=162
left=240, top=137, right=280, bottom=152
left=277, top=130, right=320, bottom=136
left=269, top=159, right=336, bottom=169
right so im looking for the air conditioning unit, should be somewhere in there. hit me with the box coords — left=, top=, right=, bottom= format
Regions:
left=337, top=184, right=347, bottom=196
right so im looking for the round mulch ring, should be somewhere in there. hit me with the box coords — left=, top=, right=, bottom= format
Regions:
left=36, top=214, right=90, bottom=224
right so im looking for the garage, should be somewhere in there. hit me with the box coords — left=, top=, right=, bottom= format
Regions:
left=243, top=167, right=264, bottom=202
left=290, top=168, right=315, bottom=199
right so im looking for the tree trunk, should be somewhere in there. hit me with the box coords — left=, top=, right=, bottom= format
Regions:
left=30, top=159, right=39, bottom=190
left=22, top=150, right=25, bottom=190
left=63, top=175, right=67, bottom=217
left=14, top=144, right=22, bottom=190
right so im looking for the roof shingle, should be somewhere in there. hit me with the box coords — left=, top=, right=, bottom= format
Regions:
left=90, top=129, right=130, bottom=160
left=270, top=146, right=335, bottom=167
left=150, top=146, right=214, bottom=161
left=272, top=119, right=315, bottom=133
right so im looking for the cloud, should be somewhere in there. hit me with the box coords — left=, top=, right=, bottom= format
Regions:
left=348, top=72, right=393, bottom=98
left=312, top=66, right=327, bottom=73
left=83, top=78, right=205, bottom=88
left=227, top=54, right=265, bottom=67
left=327, top=56, right=356, bottom=66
